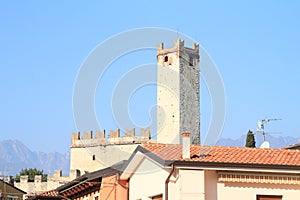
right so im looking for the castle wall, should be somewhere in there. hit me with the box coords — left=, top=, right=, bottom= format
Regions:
left=70, top=128, right=151, bottom=174
left=14, top=170, right=78, bottom=195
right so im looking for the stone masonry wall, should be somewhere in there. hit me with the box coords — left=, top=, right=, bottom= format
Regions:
left=14, top=169, right=79, bottom=195
left=157, top=40, right=200, bottom=144
left=70, top=128, right=151, bottom=174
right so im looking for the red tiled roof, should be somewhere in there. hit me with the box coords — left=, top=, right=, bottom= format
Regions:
left=27, top=190, right=61, bottom=200
left=39, top=190, right=59, bottom=197
left=142, top=143, right=300, bottom=166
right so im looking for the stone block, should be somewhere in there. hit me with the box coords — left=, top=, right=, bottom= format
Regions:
left=34, top=175, right=42, bottom=183
left=125, top=128, right=135, bottom=137
left=140, top=127, right=151, bottom=138
left=20, top=175, right=28, bottom=183
left=96, top=130, right=105, bottom=139
left=84, top=131, right=93, bottom=139
left=110, top=129, right=120, bottom=138
left=53, top=170, right=62, bottom=178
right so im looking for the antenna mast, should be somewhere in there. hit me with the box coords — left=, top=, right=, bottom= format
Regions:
left=255, top=118, right=282, bottom=141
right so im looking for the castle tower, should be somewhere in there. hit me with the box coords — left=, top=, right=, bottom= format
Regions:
left=157, top=40, right=200, bottom=144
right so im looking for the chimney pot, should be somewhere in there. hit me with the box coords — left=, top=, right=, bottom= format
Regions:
left=182, top=132, right=191, bottom=159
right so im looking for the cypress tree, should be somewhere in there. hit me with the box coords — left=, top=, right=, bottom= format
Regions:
left=246, top=130, right=256, bottom=148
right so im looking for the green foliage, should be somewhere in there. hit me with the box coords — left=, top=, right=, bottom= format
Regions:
left=245, top=130, right=256, bottom=148
left=15, top=168, right=47, bottom=182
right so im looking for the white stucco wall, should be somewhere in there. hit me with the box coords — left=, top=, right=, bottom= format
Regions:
left=157, top=50, right=180, bottom=144
left=170, top=169, right=205, bottom=200
left=70, top=144, right=139, bottom=174
left=129, top=158, right=170, bottom=200
left=205, top=170, right=218, bottom=200
left=168, top=169, right=300, bottom=200
left=217, top=181, right=300, bottom=200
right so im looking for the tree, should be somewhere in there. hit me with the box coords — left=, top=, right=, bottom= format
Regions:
left=246, top=130, right=256, bottom=148
left=15, top=168, right=47, bottom=182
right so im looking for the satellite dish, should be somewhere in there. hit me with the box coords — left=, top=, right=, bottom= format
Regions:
left=260, top=141, right=270, bottom=148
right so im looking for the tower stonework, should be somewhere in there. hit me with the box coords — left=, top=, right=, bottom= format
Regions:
left=157, top=40, right=200, bottom=144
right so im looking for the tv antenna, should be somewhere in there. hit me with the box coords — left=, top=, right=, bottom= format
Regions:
left=255, top=118, right=282, bottom=141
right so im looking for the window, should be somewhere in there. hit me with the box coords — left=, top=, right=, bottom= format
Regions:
left=257, top=195, right=282, bottom=200
left=189, top=57, right=194, bottom=66
left=164, top=56, right=168, bottom=62
left=94, top=193, right=100, bottom=200
left=151, top=194, right=163, bottom=200
left=7, top=196, right=18, bottom=200
left=92, top=155, right=96, bottom=160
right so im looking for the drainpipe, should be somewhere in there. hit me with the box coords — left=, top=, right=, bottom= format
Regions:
left=165, top=164, right=175, bottom=200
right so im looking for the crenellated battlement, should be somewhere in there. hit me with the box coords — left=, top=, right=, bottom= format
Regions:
left=15, top=170, right=80, bottom=195
left=157, top=39, right=199, bottom=57
left=71, top=128, right=151, bottom=147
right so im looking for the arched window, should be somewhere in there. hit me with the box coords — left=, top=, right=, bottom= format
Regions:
left=92, top=155, right=96, bottom=160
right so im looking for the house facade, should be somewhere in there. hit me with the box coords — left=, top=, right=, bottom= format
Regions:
left=56, top=161, right=128, bottom=200
left=120, top=134, right=300, bottom=200
left=0, top=179, right=26, bottom=200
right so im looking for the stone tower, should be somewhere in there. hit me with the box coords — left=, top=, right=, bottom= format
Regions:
left=157, top=40, right=200, bottom=144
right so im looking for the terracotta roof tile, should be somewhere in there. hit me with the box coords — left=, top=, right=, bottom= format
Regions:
left=36, top=190, right=59, bottom=197
left=27, top=190, right=61, bottom=200
left=142, top=143, right=300, bottom=166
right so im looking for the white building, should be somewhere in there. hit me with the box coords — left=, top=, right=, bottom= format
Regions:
left=120, top=133, right=300, bottom=200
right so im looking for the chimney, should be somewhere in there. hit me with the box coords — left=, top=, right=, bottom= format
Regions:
left=182, top=132, right=191, bottom=159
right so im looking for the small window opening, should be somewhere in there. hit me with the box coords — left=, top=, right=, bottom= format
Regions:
left=152, top=194, right=163, bottom=200
left=92, top=155, right=96, bottom=160
left=164, top=56, right=168, bottom=62
left=189, top=57, right=194, bottom=66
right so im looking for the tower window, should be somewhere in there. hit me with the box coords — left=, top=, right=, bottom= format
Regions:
left=164, top=56, right=168, bottom=62
left=189, top=57, right=194, bottom=66
left=92, top=155, right=96, bottom=160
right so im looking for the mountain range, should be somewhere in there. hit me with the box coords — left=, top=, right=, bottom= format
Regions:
left=1, top=135, right=299, bottom=176
left=216, top=134, right=300, bottom=148
left=0, top=140, right=69, bottom=176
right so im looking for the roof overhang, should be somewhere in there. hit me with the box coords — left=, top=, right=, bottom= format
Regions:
left=120, top=146, right=172, bottom=180
left=171, top=161, right=300, bottom=174
left=59, top=179, right=100, bottom=197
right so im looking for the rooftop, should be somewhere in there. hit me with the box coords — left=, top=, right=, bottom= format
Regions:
left=142, top=143, right=300, bottom=167
left=27, top=190, right=60, bottom=200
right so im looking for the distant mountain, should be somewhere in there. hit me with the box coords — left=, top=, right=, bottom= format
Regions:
left=216, top=134, right=300, bottom=148
left=0, top=140, right=69, bottom=176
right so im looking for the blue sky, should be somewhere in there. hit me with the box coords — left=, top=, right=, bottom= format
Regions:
left=1, top=1, right=300, bottom=153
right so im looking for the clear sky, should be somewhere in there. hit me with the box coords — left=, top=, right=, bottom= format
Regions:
left=1, top=1, right=300, bottom=153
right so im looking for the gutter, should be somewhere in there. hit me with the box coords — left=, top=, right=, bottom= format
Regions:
left=58, top=178, right=89, bottom=195
left=165, top=164, right=175, bottom=200
left=171, top=160, right=300, bottom=171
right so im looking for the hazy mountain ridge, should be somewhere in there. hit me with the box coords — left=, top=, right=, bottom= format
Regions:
left=216, top=134, right=300, bottom=148
left=0, top=140, right=69, bottom=176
